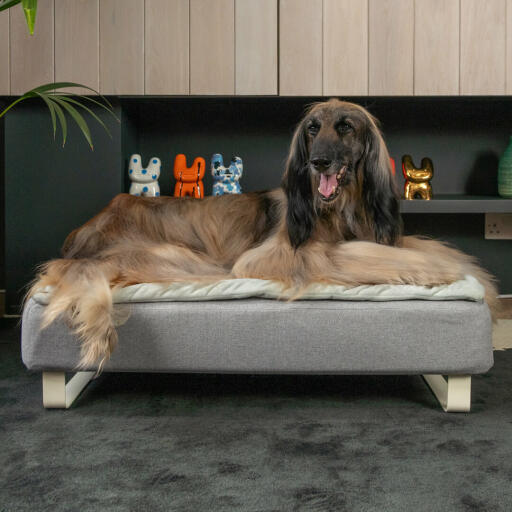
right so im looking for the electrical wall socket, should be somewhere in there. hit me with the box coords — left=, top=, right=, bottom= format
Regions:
left=485, top=213, right=512, bottom=239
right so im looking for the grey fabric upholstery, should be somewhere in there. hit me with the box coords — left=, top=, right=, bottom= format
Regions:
left=21, top=297, right=493, bottom=375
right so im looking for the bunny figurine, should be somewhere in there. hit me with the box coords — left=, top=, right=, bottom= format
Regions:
left=211, top=154, right=243, bottom=196
left=128, top=154, right=161, bottom=197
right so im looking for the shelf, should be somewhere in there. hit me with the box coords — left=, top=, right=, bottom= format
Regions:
left=400, top=195, right=512, bottom=214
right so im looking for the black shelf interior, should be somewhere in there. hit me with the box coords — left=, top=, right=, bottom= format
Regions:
left=2, top=95, right=512, bottom=311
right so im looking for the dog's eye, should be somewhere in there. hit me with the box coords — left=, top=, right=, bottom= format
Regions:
left=307, top=125, right=319, bottom=136
left=338, top=122, right=353, bottom=134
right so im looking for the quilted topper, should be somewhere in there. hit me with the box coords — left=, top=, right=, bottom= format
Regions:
left=128, top=154, right=161, bottom=197
left=211, top=154, right=243, bottom=196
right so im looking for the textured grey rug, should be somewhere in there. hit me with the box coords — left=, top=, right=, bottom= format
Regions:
left=1, top=323, right=512, bottom=512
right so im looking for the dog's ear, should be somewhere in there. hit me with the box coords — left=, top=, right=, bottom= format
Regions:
left=362, top=118, right=402, bottom=245
left=281, top=121, right=315, bottom=249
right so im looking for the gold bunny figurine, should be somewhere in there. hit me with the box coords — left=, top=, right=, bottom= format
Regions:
left=402, top=155, right=434, bottom=200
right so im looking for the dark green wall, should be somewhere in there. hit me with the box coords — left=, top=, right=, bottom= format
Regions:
left=0, top=110, right=5, bottom=292
left=2, top=97, right=512, bottom=312
left=4, top=101, right=123, bottom=313
left=403, top=214, right=511, bottom=292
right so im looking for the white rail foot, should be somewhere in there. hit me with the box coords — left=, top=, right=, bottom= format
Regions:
left=422, top=374, right=471, bottom=412
left=42, top=371, right=95, bottom=408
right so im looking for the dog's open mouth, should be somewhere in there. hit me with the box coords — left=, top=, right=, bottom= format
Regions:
left=317, top=166, right=347, bottom=202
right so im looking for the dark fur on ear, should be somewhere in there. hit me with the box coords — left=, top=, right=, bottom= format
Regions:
left=281, top=121, right=315, bottom=249
left=362, top=116, right=402, bottom=245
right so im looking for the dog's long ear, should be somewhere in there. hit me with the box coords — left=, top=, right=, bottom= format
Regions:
left=281, top=121, right=315, bottom=249
left=362, top=116, right=402, bottom=245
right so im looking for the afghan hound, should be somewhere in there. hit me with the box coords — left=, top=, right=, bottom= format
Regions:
left=28, top=99, right=498, bottom=370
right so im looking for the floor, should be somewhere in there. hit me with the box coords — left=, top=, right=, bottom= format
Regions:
left=1, top=321, right=512, bottom=512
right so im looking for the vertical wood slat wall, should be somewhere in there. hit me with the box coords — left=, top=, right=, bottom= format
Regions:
left=323, top=0, right=368, bottom=96
left=99, top=0, right=144, bottom=95
left=460, top=0, right=506, bottom=95
left=145, top=0, right=190, bottom=95
left=368, top=0, right=414, bottom=96
left=3, top=0, right=512, bottom=96
left=10, top=0, right=54, bottom=95
left=0, top=10, right=9, bottom=95
left=508, top=0, right=512, bottom=94
left=54, top=0, right=99, bottom=94
left=235, top=0, right=278, bottom=95
left=190, top=0, right=235, bottom=95
left=279, top=0, right=323, bottom=95
left=414, top=0, right=459, bottom=95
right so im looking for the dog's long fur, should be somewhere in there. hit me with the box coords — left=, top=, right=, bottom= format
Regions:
left=28, top=99, right=498, bottom=369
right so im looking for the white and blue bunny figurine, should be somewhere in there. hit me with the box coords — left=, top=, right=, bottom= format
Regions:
left=128, top=154, right=161, bottom=197
left=211, top=154, right=243, bottom=196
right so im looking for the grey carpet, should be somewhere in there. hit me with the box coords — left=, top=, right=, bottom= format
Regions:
left=1, top=322, right=511, bottom=512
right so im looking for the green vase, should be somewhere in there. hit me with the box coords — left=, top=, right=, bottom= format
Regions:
left=498, top=136, right=512, bottom=198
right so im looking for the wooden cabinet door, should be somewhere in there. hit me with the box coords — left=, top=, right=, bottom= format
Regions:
left=10, top=0, right=54, bottom=94
left=460, top=0, right=506, bottom=95
left=0, top=10, right=9, bottom=95
left=323, top=0, right=368, bottom=96
left=145, top=0, right=189, bottom=95
left=279, top=0, right=322, bottom=96
left=369, top=0, right=414, bottom=96
left=55, top=0, right=99, bottom=94
left=99, top=0, right=144, bottom=95
left=235, top=0, right=277, bottom=95
left=190, top=0, right=235, bottom=95
left=414, top=0, right=459, bottom=95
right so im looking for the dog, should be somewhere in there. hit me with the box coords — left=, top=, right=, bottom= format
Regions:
left=28, top=99, right=498, bottom=370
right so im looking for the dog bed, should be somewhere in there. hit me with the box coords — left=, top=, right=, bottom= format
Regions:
left=21, top=276, right=493, bottom=411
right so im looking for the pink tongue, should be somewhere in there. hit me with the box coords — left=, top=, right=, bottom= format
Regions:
left=318, top=173, right=338, bottom=198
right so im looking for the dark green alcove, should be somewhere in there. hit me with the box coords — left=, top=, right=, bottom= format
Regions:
left=2, top=96, right=511, bottom=313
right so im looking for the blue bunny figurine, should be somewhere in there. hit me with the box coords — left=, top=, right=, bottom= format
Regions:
left=211, top=154, right=243, bottom=196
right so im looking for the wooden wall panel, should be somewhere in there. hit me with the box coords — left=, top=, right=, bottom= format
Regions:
left=369, top=0, right=414, bottom=96
left=414, top=0, right=459, bottom=95
left=323, top=0, right=368, bottom=96
left=10, top=0, right=54, bottom=94
left=235, top=0, right=277, bottom=95
left=99, top=0, right=144, bottom=95
left=190, top=0, right=234, bottom=95
left=279, top=0, right=322, bottom=96
left=55, top=0, right=99, bottom=94
left=460, top=0, right=506, bottom=95
left=507, top=0, right=512, bottom=94
left=0, top=10, right=9, bottom=94
left=145, top=0, right=189, bottom=95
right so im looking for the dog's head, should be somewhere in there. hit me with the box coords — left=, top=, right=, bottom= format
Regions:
left=282, top=99, right=401, bottom=248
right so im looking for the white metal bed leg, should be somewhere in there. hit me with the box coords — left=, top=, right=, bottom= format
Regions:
left=42, top=371, right=95, bottom=408
left=422, top=375, right=471, bottom=412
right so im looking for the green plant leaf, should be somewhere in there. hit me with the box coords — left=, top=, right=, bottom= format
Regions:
left=52, top=101, right=68, bottom=147
left=21, top=0, right=37, bottom=35
left=30, top=82, right=110, bottom=103
left=34, top=92, right=57, bottom=139
left=54, top=95, right=112, bottom=139
left=0, top=96, right=25, bottom=119
left=72, top=95, right=120, bottom=123
left=51, top=96, right=93, bottom=149
left=0, top=81, right=116, bottom=149
left=0, top=0, right=21, bottom=13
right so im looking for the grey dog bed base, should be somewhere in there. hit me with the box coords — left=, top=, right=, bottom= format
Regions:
left=22, top=297, right=493, bottom=375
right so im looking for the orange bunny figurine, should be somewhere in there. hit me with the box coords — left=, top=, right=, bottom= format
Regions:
left=173, top=154, right=206, bottom=198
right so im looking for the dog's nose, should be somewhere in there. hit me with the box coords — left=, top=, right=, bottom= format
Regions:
left=311, top=158, right=332, bottom=170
